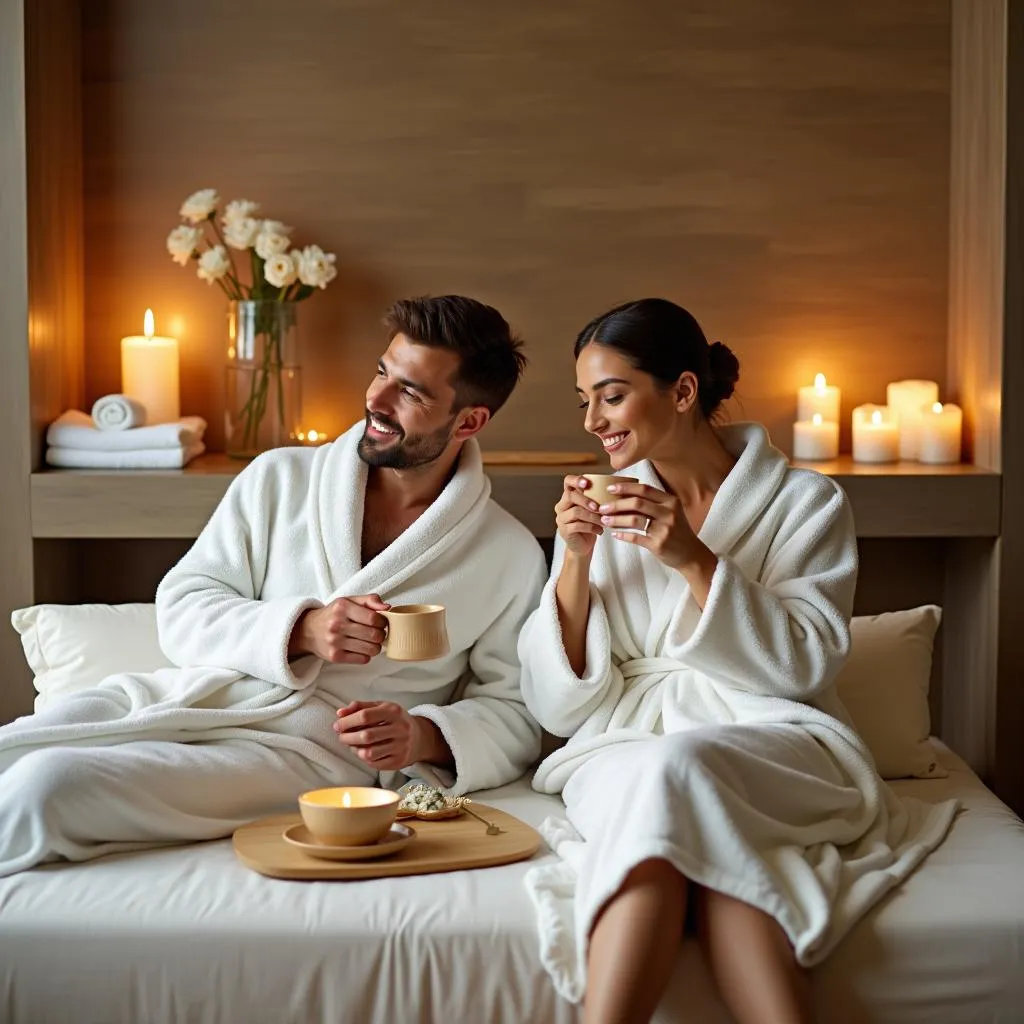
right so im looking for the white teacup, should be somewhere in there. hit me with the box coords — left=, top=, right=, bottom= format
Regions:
left=382, top=604, right=450, bottom=662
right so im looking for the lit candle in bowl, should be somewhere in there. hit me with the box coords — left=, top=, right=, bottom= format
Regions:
left=793, top=413, right=839, bottom=461
left=886, top=379, right=939, bottom=460
left=121, top=309, right=180, bottom=425
left=797, top=373, right=841, bottom=423
left=297, top=786, right=400, bottom=846
left=918, top=402, right=963, bottom=464
left=852, top=404, right=899, bottom=463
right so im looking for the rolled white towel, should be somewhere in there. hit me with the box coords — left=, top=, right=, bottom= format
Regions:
left=91, top=394, right=147, bottom=431
left=46, top=411, right=207, bottom=451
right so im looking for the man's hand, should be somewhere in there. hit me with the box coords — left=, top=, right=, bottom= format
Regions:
left=333, top=701, right=454, bottom=771
left=288, top=595, right=390, bottom=664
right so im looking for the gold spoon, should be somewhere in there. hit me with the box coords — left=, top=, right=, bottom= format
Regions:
left=462, top=801, right=504, bottom=835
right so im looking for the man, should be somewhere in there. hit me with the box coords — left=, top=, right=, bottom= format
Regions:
left=0, top=295, right=547, bottom=876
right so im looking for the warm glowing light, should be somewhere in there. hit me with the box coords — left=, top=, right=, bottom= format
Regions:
left=143, top=308, right=154, bottom=338
left=812, top=413, right=823, bottom=426
left=871, top=410, right=882, bottom=425
left=932, top=402, right=943, bottom=414
left=307, top=429, right=320, bottom=442
left=342, top=792, right=352, bottom=808
left=814, top=373, right=827, bottom=392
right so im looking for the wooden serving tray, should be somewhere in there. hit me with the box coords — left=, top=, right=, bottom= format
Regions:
left=481, top=450, right=598, bottom=466
left=232, top=803, right=541, bottom=880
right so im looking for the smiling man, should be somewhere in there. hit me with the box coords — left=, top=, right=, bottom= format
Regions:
left=0, top=295, right=547, bottom=876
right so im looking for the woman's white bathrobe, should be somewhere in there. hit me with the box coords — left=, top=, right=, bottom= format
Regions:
left=519, top=422, right=958, bottom=1003
left=0, top=424, right=546, bottom=876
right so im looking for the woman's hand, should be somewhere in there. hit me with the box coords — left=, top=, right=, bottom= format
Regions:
left=598, top=481, right=711, bottom=573
left=555, top=475, right=605, bottom=558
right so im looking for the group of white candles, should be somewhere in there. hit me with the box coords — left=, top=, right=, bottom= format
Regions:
left=793, top=375, right=963, bottom=464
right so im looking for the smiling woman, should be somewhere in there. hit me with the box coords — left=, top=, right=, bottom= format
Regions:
left=573, top=297, right=740, bottom=469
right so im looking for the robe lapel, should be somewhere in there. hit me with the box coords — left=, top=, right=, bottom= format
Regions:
left=638, top=423, right=790, bottom=646
left=307, top=423, right=491, bottom=600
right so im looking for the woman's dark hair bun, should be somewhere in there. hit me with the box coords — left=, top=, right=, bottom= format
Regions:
left=706, top=341, right=740, bottom=409
left=574, top=298, right=740, bottom=419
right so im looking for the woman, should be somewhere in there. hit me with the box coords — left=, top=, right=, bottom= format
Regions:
left=519, top=299, right=957, bottom=1024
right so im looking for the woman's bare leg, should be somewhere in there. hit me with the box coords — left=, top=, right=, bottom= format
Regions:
left=583, top=858, right=687, bottom=1024
left=698, top=887, right=815, bottom=1024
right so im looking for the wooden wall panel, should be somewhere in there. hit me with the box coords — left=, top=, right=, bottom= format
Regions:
left=26, top=0, right=85, bottom=465
left=948, top=0, right=1005, bottom=470
left=81, top=0, right=950, bottom=454
left=996, top=0, right=1024, bottom=812
left=0, top=0, right=36, bottom=723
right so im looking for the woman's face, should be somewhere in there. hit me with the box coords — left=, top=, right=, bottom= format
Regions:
left=575, top=343, right=692, bottom=468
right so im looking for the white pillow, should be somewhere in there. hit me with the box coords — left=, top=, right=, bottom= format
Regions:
left=835, top=605, right=944, bottom=780
left=10, top=603, right=173, bottom=710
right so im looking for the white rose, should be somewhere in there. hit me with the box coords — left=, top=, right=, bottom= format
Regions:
left=166, top=225, right=203, bottom=266
left=197, top=245, right=231, bottom=284
left=297, top=244, right=338, bottom=289
left=223, top=216, right=260, bottom=250
left=223, top=198, right=260, bottom=224
left=179, top=188, right=219, bottom=223
left=264, top=252, right=298, bottom=288
left=254, top=220, right=292, bottom=260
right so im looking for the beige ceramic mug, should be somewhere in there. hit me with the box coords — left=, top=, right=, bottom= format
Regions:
left=581, top=473, right=638, bottom=506
left=382, top=604, right=450, bottom=661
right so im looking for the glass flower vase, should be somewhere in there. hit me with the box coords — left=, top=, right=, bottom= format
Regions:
left=225, top=300, right=303, bottom=459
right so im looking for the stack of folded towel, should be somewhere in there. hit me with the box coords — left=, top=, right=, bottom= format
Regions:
left=45, top=396, right=207, bottom=469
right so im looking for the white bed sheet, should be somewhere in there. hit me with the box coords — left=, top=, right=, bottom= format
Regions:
left=0, top=740, right=1021, bottom=1024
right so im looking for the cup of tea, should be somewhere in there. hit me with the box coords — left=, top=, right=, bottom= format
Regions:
left=382, top=604, right=450, bottom=661
left=581, top=473, right=638, bottom=506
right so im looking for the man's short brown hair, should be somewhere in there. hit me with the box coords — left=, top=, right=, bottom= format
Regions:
left=383, top=295, right=526, bottom=415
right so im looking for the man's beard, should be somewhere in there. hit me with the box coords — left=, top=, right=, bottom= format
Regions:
left=357, top=412, right=458, bottom=469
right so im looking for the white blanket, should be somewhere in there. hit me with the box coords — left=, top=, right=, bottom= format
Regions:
left=518, top=422, right=959, bottom=1002
left=0, top=424, right=546, bottom=874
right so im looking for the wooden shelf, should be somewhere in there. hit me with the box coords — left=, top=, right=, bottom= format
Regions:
left=30, top=453, right=1001, bottom=541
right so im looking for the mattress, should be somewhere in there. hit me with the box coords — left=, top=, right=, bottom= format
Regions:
left=0, top=740, right=1021, bottom=1024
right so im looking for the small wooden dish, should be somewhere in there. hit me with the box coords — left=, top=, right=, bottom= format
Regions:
left=397, top=805, right=464, bottom=822
left=282, top=821, right=416, bottom=861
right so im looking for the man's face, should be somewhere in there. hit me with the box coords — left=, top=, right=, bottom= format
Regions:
left=357, top=334, right=464, bottom=469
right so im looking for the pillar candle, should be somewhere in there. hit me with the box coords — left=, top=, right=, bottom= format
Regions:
left=797, top=373, right=841, bottom=423
left=886, top=379, right=939, bottom=460
left=121, top=309, right=180, bottom=425
left=793, top=413, right=839, bottom=461
left=918, top=402, right=963, bottom=464
left=852, top=404, right=899, bottom=463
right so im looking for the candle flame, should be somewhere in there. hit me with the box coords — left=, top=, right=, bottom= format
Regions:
left=871, top=410, right=882, bottom=425
left=342, top=792, right=351, bottom=808
left=307, top=429, right=320, bottom=442
left=812, top=413, right=823, bottom=426
left=143, top=309, right=154, bottom=339
left=814, top=373, right=826, bottom=392
left=932, top=402, right=943, bottom=414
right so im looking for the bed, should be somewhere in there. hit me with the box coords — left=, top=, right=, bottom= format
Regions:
left=0, top=739, right=1021, bottom=1024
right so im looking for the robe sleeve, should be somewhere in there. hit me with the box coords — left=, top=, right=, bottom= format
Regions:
left=665, top=475, right=857, bottom=702
left=155, top=451, right=323, bottom=690
left=516, top=534, right=617, bottom=738
left=408, top=539, right=548, bottom=795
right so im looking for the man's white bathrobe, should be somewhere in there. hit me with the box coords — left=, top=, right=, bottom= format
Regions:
left=0, top=424, right=546, bottom=876
left=519, top=423, right=958, bottom=1003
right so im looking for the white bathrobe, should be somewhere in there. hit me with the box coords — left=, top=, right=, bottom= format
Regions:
left=0, top=424, right=546, bottom=876
left=519, top=422, right=958, bottom=1003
